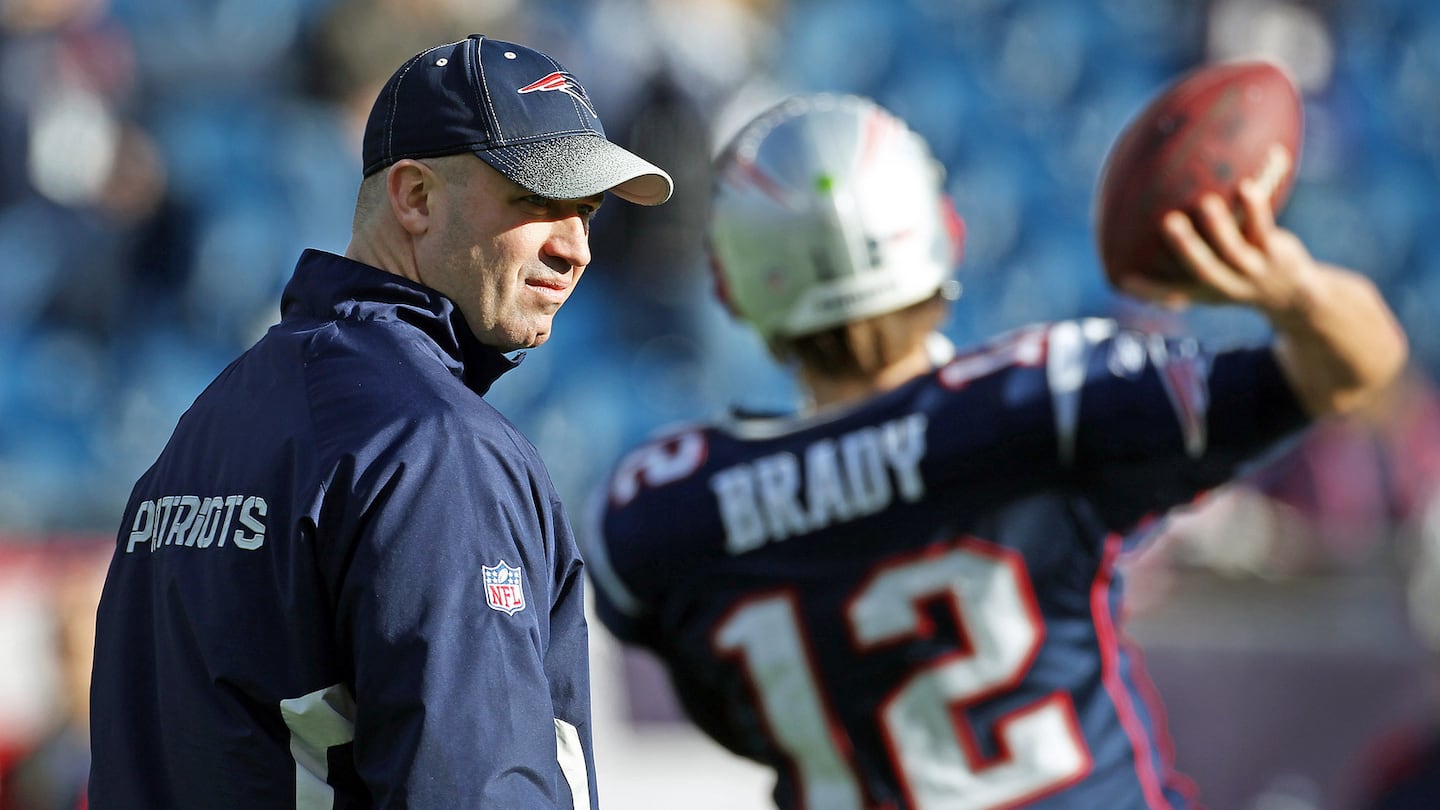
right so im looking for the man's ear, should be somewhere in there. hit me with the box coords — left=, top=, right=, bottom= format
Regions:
left=387, top=160, right=436, bottom=236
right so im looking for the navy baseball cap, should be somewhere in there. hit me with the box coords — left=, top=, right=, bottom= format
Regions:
left=361, top=34, right=673, bottom=206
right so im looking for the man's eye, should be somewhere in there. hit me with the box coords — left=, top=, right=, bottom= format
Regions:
left=521, top=195, right=598, bottom=222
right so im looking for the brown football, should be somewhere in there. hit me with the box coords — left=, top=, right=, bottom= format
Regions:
left=1095, top=60, right=1303, bottom=286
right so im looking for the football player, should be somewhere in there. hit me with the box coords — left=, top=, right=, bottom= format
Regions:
left=584, top=94, right=1406, bottom=808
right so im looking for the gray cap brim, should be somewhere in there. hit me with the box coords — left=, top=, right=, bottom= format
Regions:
left=477, top=134, right=673, bottom=206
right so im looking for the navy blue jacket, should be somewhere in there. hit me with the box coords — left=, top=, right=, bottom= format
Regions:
left=91, top=250, right=597, bottom=809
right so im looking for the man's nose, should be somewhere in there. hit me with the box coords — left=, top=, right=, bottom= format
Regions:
left=544, top=214, right=591, bottom=271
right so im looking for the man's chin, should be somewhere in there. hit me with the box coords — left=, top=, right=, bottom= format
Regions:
left=481, top=319, right=553, bottom=352
left=516, top=322, right=553, bottom=350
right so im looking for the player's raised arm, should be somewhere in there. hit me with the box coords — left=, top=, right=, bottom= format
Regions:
left=1132, top=169, right=1408, bottom=419
left=1094, top=60, right=1407, bottom=420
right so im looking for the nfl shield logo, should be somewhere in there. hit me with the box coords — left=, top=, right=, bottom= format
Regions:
left=482, top=561, right=526, bottom=615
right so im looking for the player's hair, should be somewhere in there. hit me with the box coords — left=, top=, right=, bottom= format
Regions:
left=778, top=292, right=949, bottom=377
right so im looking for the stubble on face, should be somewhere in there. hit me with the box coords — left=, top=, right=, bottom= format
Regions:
left=418, top=158, right=578, bottom=352
left=464, top=239, right=566, bottom=351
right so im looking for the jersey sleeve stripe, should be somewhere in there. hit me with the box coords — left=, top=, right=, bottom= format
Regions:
left=1090, top=532, right=1176, bottom=810
left=1046, top=320, right=1092, bottom=467
left=279, top=683, right=357, bottom=810
left=554, top=718, right=592, bottom=810
left=1128, top=630, right=1205, bottom=805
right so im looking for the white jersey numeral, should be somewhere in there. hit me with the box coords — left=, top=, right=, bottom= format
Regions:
left=609, top=431, right=707, bottom=506
left=715, top=594, right=866, bottom=808
left=713, top=540, right=1091, bottom=809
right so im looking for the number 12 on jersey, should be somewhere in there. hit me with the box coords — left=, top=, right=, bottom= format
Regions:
left=713, top=539, right=1092, bottom=809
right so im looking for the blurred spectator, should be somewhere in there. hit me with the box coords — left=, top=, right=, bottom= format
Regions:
left=0, top=548, right=106, bottom=810
left=0, top=0, right=187, bottom=531
left=303, top=0, right=521, bottom=145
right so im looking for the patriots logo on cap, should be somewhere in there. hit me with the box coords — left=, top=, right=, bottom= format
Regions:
left=517, top=71, right=598, bottom=118
left=481, top=561, right=527, bottom=615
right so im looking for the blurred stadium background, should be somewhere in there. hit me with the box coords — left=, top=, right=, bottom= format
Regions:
left=1, top=0, right=1438, bottom=807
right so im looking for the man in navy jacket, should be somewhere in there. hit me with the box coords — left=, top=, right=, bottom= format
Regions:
left=89, top=34, right=671, bottom=809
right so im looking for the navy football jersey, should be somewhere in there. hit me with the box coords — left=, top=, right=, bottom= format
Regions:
left=587, top=320, right=1309, bottom=809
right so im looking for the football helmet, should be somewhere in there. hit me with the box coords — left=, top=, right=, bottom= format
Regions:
left=708, top=94, right=965, bottom=342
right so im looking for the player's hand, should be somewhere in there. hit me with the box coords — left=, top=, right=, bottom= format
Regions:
left=1118, top=145, right=1320, bottom=322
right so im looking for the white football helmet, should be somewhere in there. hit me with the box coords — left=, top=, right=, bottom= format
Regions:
left=708, top=94, right=965, bottom=343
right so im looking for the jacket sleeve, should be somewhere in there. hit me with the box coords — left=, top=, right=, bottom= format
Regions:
left=323, top=416, right=596, bottom=809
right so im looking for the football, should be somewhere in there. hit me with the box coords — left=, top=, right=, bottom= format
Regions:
left=1095, top=60, right=1303, bottom=286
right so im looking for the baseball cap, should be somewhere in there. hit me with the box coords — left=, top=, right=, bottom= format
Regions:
left=361, top=34, right=673, bottom=206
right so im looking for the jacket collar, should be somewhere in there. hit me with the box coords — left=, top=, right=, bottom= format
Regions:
left=280, top=249, right=521, bottom=395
